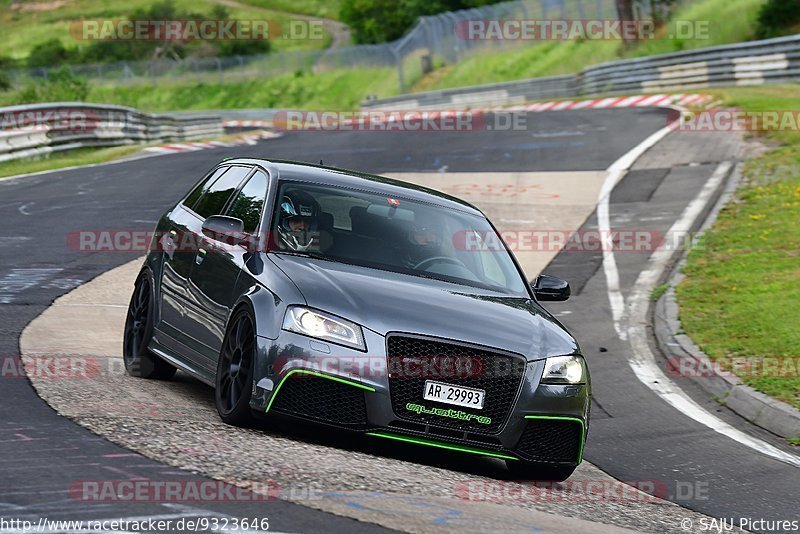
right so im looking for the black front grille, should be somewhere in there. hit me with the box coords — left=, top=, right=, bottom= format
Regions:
left=515, top=418, right=583, bottom=463
left=386, top=335, right=525, bottom=435
left=270, top=375, right=368, bottom=427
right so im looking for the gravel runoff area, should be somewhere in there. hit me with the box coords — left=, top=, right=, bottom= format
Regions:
left=18, top=257, right=727, bottom=534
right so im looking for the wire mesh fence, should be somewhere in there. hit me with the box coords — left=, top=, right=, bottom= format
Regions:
left=5, top=0, right=674, bottom=92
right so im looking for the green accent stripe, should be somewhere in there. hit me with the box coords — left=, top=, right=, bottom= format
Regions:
left=524, top=415, right=586, bottom=464
left=265, top=369, right=375, bottom=413
left=366, top=432, right=518, bottom=461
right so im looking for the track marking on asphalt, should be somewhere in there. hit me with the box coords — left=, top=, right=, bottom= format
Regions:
left=0, top=268, right=63, bottom=304
left=597, top=126, right=675, bottom=340
left=622, top=161, right=800, bottom=468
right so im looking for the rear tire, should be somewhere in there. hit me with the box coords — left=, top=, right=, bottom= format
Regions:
left=505, top=461, right=576, bottom=482
left=123, top=271, right=176, bottom=380
left=215, top=308, right=256, bottom=427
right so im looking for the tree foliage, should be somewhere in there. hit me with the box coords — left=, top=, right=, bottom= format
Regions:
left=25, top=0, right=270, bottom=69
left=341, top=0, right=500, bottom=44
left=756, top=0, right=800, bottom=39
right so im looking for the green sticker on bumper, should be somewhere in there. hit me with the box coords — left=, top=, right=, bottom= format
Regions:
left=405, top=402, right=491, bottom=425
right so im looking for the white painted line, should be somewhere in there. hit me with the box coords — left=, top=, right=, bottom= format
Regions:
left=597, top=125, right=675, bottom=339
left=623, top=162, right=800, bottom=469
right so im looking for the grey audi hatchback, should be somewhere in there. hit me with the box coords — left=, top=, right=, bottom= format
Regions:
left=124, top=158, right=590, bottom=480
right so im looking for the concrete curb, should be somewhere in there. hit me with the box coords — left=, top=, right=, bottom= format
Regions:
left=652, top=162, right=800, bottom=441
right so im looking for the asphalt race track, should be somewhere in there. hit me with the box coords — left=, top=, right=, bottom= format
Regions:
left=1, top=108, right=798, bottom=532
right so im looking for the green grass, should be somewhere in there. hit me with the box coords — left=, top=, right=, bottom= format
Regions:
left=0, top=66, right=398, bottom=110
left=76, top=67, right=397, bottom=111
left=414, top=0, right=766, bottom=92
left=676, top=85, right=800, bottom=410
left=240, top=0, right=340, bottom=19
left=651, top=283, right=669, bottom=302
left=0, top=145, right=145, bottom=179
left=0, top=0, right=333, bottom=60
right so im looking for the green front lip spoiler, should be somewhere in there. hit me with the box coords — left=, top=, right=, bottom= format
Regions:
left=367, top=415, right=586, bottom=464
left=366, top=432, right=518, bottom=461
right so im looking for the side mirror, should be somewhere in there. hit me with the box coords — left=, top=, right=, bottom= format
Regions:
left=202, top=215, right=246, bottom=244
left=532, top=274, right=570, bottom=302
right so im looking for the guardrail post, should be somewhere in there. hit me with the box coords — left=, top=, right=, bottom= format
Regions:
left=392, top=48, right=405, bottom=93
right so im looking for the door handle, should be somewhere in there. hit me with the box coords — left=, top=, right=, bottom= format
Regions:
left=195, top=248, right=207, bottom=265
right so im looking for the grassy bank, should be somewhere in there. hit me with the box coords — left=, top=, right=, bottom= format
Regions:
left=0, top=67, right=398, bottom=111
left=0, top=0, right=334, bottom=60
left=676, top=85, right=800, bottom=412
left=0, top=145, right=146, bottom=179
left=412, top=0, right=766, bottom=92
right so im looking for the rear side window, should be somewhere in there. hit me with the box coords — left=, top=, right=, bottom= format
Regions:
left=226, top=170, right=268, bottom=234
left=184, top=166, right=228, bottom=210
left=193, top=166, right=252, bottom=219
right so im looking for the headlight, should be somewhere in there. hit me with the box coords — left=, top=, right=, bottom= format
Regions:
left=541, top=355, right=585, bottom=384
left=282, top=306, right=366, bottom=351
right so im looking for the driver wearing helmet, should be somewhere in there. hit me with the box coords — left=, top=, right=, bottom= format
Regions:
left=403, top=220, right=444, bottom=269
left=277, top=190, right=321, bottom=252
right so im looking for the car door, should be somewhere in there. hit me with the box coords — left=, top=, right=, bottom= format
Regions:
left=162, top=165, right=253, bottom=371
left=159, top=165, right=229, bottom=341
left=181, top=166, right=261, bottom=370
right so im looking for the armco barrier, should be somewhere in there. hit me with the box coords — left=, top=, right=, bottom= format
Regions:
left=0, top=102, right=223, bottom=163
left=362, top=34, right=800, bottom=110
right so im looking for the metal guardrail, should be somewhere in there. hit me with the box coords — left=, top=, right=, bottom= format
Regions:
left=362, top=34, right=800, bottom=109
left=0, top=102, right=223, bottom=163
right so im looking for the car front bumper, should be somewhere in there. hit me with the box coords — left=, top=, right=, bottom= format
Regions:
left=250, top=329, right=590, bottom=465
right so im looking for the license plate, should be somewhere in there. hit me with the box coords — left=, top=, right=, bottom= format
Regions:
left=423, top=380, right=485, bottom=410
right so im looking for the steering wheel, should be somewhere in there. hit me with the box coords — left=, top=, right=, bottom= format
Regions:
left=413, top=256, right=468, bottom=271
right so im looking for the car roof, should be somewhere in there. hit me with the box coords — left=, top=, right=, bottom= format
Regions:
left=223, top=158, right=484, bottom=216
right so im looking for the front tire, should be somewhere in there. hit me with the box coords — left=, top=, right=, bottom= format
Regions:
left=123, top=271, right=176, bottom=380
left=505, top=461, right=576, bottom=482
left=215, top=308, right=256, bottom=426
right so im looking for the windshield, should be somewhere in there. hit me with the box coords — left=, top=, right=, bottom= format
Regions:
left=270, top=181, right=528, bottom=295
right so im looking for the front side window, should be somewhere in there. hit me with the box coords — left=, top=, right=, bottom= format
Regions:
left=270, top=181, right=527, bottom=295
left=226, top=171, right=268, bottom=234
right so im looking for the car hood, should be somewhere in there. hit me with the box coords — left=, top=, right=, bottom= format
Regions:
left=269, top=254, right=577, bottom=360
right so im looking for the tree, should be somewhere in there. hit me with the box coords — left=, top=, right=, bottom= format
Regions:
left=28, top=39, right=77, bottom=68
left=756, top=0, right=800, bottom=39
left=340, top=0, right=504, bottom=44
